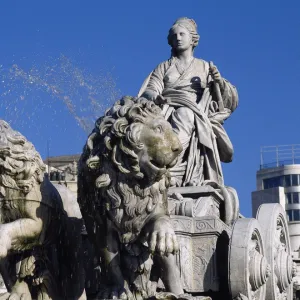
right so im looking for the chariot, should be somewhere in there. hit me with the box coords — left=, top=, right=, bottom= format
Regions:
left=168, top=186, right=294, bottom=300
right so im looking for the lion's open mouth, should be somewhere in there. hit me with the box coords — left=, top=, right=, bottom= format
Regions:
left=150, top=159, right=165, bottom=169
left=150, top=156, right=178, bottom=169
left=167, top=157, right=178, bottom=168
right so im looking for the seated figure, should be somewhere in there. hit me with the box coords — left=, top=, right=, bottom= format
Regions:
left=139, top=17, right=238, bottom=188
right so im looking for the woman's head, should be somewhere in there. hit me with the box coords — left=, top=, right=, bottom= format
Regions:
left=168, top=18, right=200, bottom=55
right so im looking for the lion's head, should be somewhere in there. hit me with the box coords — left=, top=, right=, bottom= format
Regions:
left=79, top=96, right=182, bottom=242
left=0, top=120, right=45, bottom=200
left=82, top=96, right=182, bottom=185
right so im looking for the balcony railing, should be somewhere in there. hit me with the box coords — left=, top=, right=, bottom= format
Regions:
left=260, top=145, right=300, bottom=170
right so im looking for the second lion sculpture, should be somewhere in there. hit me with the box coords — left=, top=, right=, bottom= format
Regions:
left=0, top=120, right=86, bottom=300
left=78, top=96, right=186, bottom=299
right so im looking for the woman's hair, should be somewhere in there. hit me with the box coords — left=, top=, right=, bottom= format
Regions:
left=167, top=17, right=200, bottom=56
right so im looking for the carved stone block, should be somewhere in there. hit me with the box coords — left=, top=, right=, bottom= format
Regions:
left=168, top=186, right=223, bottom=218
left=171, top=215, right=230, bottom=293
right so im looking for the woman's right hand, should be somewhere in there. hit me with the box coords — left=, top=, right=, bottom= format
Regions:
left=154, top=95, right=170, bottom=106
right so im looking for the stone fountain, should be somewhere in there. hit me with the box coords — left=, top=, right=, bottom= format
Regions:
left=0, top=17, right=295, bottom=300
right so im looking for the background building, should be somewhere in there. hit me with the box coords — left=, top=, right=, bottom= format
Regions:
left=252, top=145, right=300, bottom=253
left=251, top=145, right=300, bottom=296
left=44, top=154, right=80, bottom=194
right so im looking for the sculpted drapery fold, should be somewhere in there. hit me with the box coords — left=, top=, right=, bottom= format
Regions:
left=140, top=57, right=238, bottom=186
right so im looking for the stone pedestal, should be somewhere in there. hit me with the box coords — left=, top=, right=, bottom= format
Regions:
left=171, top=216, right=230, bottom=294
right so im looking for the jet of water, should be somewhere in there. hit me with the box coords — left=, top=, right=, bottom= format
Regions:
left=0, top=55, right=120, bottom=134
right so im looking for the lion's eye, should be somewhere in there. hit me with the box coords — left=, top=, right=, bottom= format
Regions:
left=154, top=125, right=163, bottom=134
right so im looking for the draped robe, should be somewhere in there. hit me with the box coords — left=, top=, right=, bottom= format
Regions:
left=139, top=57, right=238, bottom=186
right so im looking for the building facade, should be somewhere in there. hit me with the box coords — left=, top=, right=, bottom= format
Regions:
left=252, top=165, right=300, bottom=252
left=44, top=154, right=80, bottom=194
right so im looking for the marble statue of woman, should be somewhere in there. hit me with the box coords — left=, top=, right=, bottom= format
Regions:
left=139, top=17, right=238, bottom=187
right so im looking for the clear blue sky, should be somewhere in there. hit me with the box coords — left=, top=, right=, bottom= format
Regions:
left=1, top=0, right=300, bottom=217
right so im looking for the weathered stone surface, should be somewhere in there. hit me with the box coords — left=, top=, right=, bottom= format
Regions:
left=0, top=120, right=86, bottom=300
left=171, top=215, right=230, bottom=293
left=168, top=186, right=222, bottom=218
left=257, top=204, right=294, bottom=300
left=78, top=96, right=185, bottom=299
left=139, top=17, right=238, bottom=190
left=229, top=218, right=268, bottom=300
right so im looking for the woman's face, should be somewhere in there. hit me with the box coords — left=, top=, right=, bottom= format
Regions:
left=169, top=25, right=193, bottom=52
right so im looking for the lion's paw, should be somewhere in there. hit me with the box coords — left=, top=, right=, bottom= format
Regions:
left=0, top=280, right=32, bottom=300
left=145, top=217, right=179, bottom=256
left=0, top=292, right=31, bottom=300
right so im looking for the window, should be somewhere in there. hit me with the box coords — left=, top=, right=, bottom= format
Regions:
left=294, top=193, right=300, bottom=204
left=263, top=176, right=283, bottom=189
left=286, top=193, right=292, bottom=204
left=284, top=175, right=291, bottom=187
left=294, top=210, right=300, bottom=221
left=286, top=193, right=300, bottom=204
left=263, top=174, right=300, bottom=189
left=286, top=209, right=300, bottom=221
left=292, top=174, right=299, bottom=186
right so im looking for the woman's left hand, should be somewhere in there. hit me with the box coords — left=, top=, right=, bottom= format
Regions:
left=209, top=108, right=231, bottom=124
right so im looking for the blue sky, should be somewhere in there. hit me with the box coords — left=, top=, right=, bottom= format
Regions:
left=1, top=0, right=300, bottom=217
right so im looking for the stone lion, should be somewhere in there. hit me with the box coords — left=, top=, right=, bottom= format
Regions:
left=78, top=96, right=186, bottom=300
left=0, top=120, right=86, bottom=300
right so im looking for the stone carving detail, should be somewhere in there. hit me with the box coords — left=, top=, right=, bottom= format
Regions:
left=193, top=243, right=209, bottom=288
left=138, top=17, right=241, bottom=227
left=275, top=218, right=293, bottom=290
left=172, top=216, right=224, bottom=293
left=168, top=193, right=221, bottom=218
left=177, top=237, right=193, bottom=290
left=139, top=18, right=238, bottom=189
left=172, top=218, right=192, bottom=232
left=78, top=96, right=188, bottom=299
left=195, top=220, right=215, bottom=231
left=256, top=203, right=294, bottom=300
left=192, top=239, right=218, bottom=292
left=229, top=218, right=269, bottom=300
left=0, top=120, right=86, bottom=299
left=248, top=236, right=270, bottom=298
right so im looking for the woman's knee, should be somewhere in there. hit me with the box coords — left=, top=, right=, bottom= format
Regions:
left=175, top=107, right=194, bottom=121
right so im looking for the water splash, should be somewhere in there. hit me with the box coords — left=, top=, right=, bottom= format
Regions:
left=0, top=55, right=120, bottom=134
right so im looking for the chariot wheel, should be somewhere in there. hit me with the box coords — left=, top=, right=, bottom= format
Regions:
left=257, top=203, right=293, bottom=300
left=229, top=218, right=269, bottom=300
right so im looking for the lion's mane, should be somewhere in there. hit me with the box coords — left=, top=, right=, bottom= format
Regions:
left=79, top=96, right=170, bottom=242
left=0, top=120, right=45, bottom=197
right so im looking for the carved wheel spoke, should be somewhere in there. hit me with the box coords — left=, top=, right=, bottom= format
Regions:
left=257, top=203, right=293, bottom=300
left=229, top=218, right=269, bottom=300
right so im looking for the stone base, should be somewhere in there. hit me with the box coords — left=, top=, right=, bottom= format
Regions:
left=171, top=215, right=230, bottom=294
